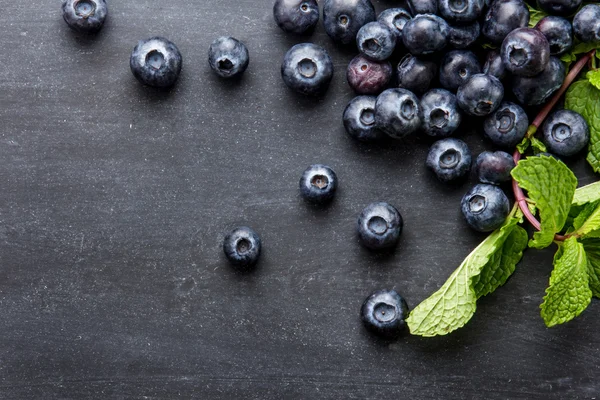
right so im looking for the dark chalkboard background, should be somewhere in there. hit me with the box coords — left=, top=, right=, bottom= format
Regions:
left=0, top=1, right=599, bottom=398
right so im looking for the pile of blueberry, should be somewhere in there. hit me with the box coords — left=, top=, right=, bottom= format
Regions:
left=62, top=0, right=600, bottom=339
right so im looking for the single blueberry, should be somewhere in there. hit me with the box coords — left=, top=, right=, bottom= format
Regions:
left=476, top=151, right=516, bottom=185
left=482, top=0, right=530, bottom=44
left=347, top=55, right=392, bottom=95
left=323, top=0, right=376, bottom=45
left=357, top=202, right=403, bottom=250
left=512, top=56, right=565, bottom=106
left=361, top=289, right=409, bottom=338
left=439, top=50, right=481, bottom=92
left=208, top=37, right=250, bottom=79
left=501, top=28, right=550, bottom=77
left=377, top=8, right=412, bottom=41
left=448, top=21, right=481, bottom=49
left=419, top=89, right=462, bottom=138
left=299, top=164, right=338, bottom=203
left=573, top=4, right=600, bottom=43
left=535, top=16, right=573, bottom=56
left=439, top=0, right=485, bottom=24
left=461, top=184, right=510, bottom=232
left=407, top=0, right=438, bottom=15
left=537, top=0, right=582, bottom=16
left=281, top=43, right=334, bottom=96
left=223, top=227, right=261, bottom=269
left=483, top=50, right=507, bottom=80
left=483, top=102, right=529, bottom=148
left=343, top=96, right=385, bottom=142
left=356, top=22, right=397, bottom=61
left=375, top=88, right=421, bottom=139
left=273, top=0, right=320, bottom=34
left=130, top=37, right=183, bottom=88
left=402, top=14, right=450, bottom=56
left=426, top=138, right=472, bottom=182
left=62, top=0, right=108, bottom=34
left=396, top=55, right=437, bottom=96
left=541, top=109, right=590, bottom=157
left=456, top=74, right=504, bottom=117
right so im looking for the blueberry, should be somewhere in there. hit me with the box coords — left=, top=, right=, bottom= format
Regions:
left=461, top=184, right=510, bottom=232
left=439, top=0, right=485, bottom=24
left=456, top=74, right=504, bottom=117
left=512, top=56, right=564, bottom=106
left=323, top=0, right=376, bottom=45
left=482, top=0, right=530, bottom=44
left=483, top=50, right=507, bottom=80
left=377, top=8, right=412, bottom=41
left=299, top=164, right=338, bottom=203
left=343, top=96, right=385, bottom=142
left=273, top=0, right=320, bottom=34
left=501, top=28, right=550, bottom=77
left=426, top=138, right=472, bottom=182
left=375, top=89, right=421, bottom=139
left=535, top=16, right=573, bottom=56
left=208, top=37, right=249, bottom=79
left=347, top=55, right=392, bottom=95
left=420, top=89, right=462, bottom=138
left=356, top=22, right=397, bottom=61
left=281, top=43, right=334, bottom=96
left=483, top=102, right=529, bottom=148
left=130, top=37, right=183, bottom=88
left=439, top=50, right=481, bottom=92
left=62, top=0, right=107, bottom=34
left=396, top=55, right=437, bottom=96
left=448, top=21, right=481, bottom=49
left=361, top=289, right=409, bottom=338
left=476, top=151, right=516, bottom=185
left=541, top=109, right=590, bottom=157
left=573, top=4, right=600, bottom=43
left=357, top=202, right=403, bottom=250
left=537, top=0, right=582, bottom=16
left=407, top=0, right=438, bottom=15
left=402, top=14, right=450, bottom=56
left=223, top=227, right=261, bottom=269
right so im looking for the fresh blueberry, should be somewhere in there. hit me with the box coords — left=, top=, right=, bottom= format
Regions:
left=223, top=227, right=261, bottom=269
left=541, top=110, right=590, bottom=157
left=461, top=184, right=510, bottom=232
left=375, top=89, right=421, bottom=139
left=361, top=289, right=409, bottom=338
left=476, top=151, right=516, bottom=185
left=347, top=55, right=392, bottom=95
left=501, top=28, right=550, bottom=77
left=402, top=14, right=450, bottom=56
left=535, top=16, right=573, bottom=56
left=396, top=55, right=437, bottom=96
left=457, top=74, right=504, bottom=117
left=439, top=0, right=485, bottom=24
left=512, top=56, right=564, bottom=106
left=537, top=0, right=583, bottom=16
left=357, top=22, right=397, bottom=61
left=483, top=102, right=529, bottom=148
left=62, top=0, right=107, bottom=34
left=420, top=89, right=462, bottom=138
left=573, top=4, right=600, bottom=43
left=323, top=0, right=376, bottom=45
left=483, top=50, right=507, bottom=80
left=407, top=0, right=438, bottom=15
left=357, top=202, right=403, bottom=250
left=482, top=0, right=530, bottom=44
left=377, top=8, right=412, bottom=41
left=273, top=0, right=320, bottom=34
left=343, top=96, right=385, bottom=142
left=439, top=50, right=481, bottom=92
left=299, top=164, right=338, bottom=203
left=426, top=138, right=472, bottom=182
left=448, top=21, right=481, bottom=49
left=281, top=43, right=334, bottom=96
left=208, top=37, right=249, bottom=79
left=130, top=37, right=183, bottom=88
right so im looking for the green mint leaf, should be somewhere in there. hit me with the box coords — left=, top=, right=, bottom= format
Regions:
left=540, top=237, right=592, bottom=327
left=588, top=70, right=600, bottom=91
left=565, top=80, right=600, bottom=173
left=560, top=43, right=599, bottom=72
left=530, top=137, right=547, bottom=154
left=582, top=239, right=600, bottom=297
left=517, top=137, right=531, bottom=154
left=527, top=4, right=547, bottom=27
left=572, top=200, right=600, bottom=231
left=573, top=181, right=600, bottom=205
left=482, top=42, right=497, bottom=50
left=574, top=201, right=600, bottom=237
left=407, top=213, right=525, bottom=337
left=511, top=156, right=577, bottom=249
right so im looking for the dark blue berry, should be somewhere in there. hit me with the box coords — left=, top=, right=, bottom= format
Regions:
left=356, top=22, right=397, bottom=61
left=420, top=89, right=462, bottom=138
left=396, top=55, right=437, bottom=96
left=347, top=55, right=392, bottom=95
left=223, top=227, right=261, bottom=269
left=537, top=0, right=582, bottom=16
left=299, top=165, right=338, bottom=203
left=461, top=184, right=510, bottom=232
left=439, top=0, right=485, bottom=24
left=323, top=0, right=376, bottom=45
left=130, top=37, right=183, bottom=88
left=375, top=89, right=421, bottom=139
left=273, top=0, right=320, bottom=34
left=377, top=8, right=412, bottom=41
left=281, top=43, right=334, bottom=96
left=483, top=102, right=528, bottom=148
left=426, top=138, right=472, bottom=182
left=476, top=151, right=516, bottom=185
left=407, top=0, right=438, bottom=15
left=448, top=21, right=481, bottom=49
left=483, top=50, right=507, bottom=80
left=208, top=37, right=249, bottom=79
left=62, top=0, right=107, bottom=34
left=357, top=202, right=403, bottom=250
left=402, top=14, right=450, bottom=56
left=343, top=96, right=385, bottom=142
left=482, top=0, right=530, bottom=44
left=457, top=74, right=504, bottom=117
left=439, top=50, right=481, bottom=92
left=573, top=4, right=600, bottom=43
left=512, top=56, right=564, bottom=106
left=535, top=16, right=573, bottom=56
left=361, top=290, right=409, bottom=338
left=501, top=28, right=550, bottom=77
left=541, top=110, right=590, bottom=157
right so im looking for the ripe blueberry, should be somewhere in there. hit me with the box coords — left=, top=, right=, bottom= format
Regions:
left=357, top=202, right=403, bottom=250
left=208, top=37, right=249, bottom=79
left=343, top=96, right=385, bottom=142
left=535, top=16, right=573, bottom=56
left=541, top=110, right=590, bottom=157
left=377, top=8, right=412, bottom=41
left=439, top=50, right=481, bottom=92
left=501, top=28, right=550, bottom=77
left=426, top=138, right=472, bottom=182
left=299, top=164, right=338, bottom=203
left=461, top=184, right=510, bottom=232
left=273, top=0, right=320, bottom=34
left=483, top=50, right=507, bottom=80
left=573, top=4, right=600, bottom=43
left=419, top=89, right=462, bottom=138
left=407, top=0, right=438, bottom=15
left=476, top=151, right=516, bottom=185
left=482, top=0, right=530, bottom=44
left=537, top=0, right=583, bottom=16
left=62, top=0, right=107, bottom=34
left=281, top=43, right=334, bottom=96
left=483, top=102, right=528, bottom=148
left=347, top=55, right=392, bottom=95
left=361, top=289, right=409, bottom=338
left=396, top=55, right=437, bottom=96
left=375, top=89, right=421, bottom=139
left=457, top=74, right=504, bottom=117
left=356, top=22, right=397, bottom=61
left=439, top=0, right=485, bottom=24
left=323, top=0, right=376, bottom=45
left=223, top=227, right=261, bottom=269
left=512, top=56, right=564, bottom=106
left=402, top=14, right=450, bottom=56
left=130, top=37, right=183, bottom=88
left=448, top=21, right=481, bottom=49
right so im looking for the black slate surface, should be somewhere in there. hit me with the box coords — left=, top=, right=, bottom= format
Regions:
left=0, top=1, right=599, bottom=399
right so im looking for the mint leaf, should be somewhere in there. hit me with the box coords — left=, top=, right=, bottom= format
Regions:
left=530, top=137, right=547, bottom=154
left=565, top=80, right=600, bottom=173
left=540, top=237, right=591, bottom=327
left=572, top=200, right=600, bottom=231
left=517, top=137, right=531, bottom=154
left=407, top=213, right=526, bottom=337
left=527, top=4, right=547, bottom=27
left=560, top=43, right=599, bottom=71
left=588, top=70, right=600, bottom=91
left=573, top=181, right=600, bottom=205
left=574, top=201, right=600, bottom=237
left=583, top=239, right=600, bottom=297
left=511, top=156, right=577, bottom=249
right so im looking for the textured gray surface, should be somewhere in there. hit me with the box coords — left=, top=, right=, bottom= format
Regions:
left=0, top=0, right=599, bottom=399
